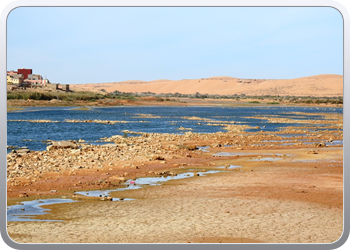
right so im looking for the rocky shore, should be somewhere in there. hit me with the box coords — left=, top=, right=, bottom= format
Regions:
left=7, top=116, right=342, bottom=197
left=6, top=111, right=343, bottom=244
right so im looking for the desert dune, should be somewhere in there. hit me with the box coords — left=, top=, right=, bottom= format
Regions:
left=71, top=74, right=343, bottom=97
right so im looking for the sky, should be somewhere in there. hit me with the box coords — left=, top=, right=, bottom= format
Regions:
left=7, top=7, right=343, bottom=84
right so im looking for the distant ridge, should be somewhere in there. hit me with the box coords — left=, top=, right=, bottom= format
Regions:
left=71, top=74, right=343, bottom=97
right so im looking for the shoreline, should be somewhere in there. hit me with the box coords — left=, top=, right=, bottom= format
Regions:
left=7, top=145, right=343, bottom=243
left=6, top=105, right=343, bottom=243
left=7, top=97, right=343, bottom=110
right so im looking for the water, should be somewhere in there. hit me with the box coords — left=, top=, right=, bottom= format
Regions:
left=250, top=157, right=282, bottom=162
left=7, top=199, right=77, bottom=222
left=75, top=171, right=221, bottom=200
left=8, top=170, right=222, bottom=221
left=197, top=146, right=210, bottom=152
left=7, top=106, right=342, bottom=152
left=217, top=165, right=242, bottom=169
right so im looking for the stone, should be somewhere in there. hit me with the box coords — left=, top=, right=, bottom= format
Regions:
left=13, top=149, right=30, bottom=154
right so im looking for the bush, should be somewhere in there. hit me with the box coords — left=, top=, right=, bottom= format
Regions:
left=7, top=91, right=105, bottom=101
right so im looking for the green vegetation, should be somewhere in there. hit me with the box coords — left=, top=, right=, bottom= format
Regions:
left=7, top=89, right=343, bottom=106
left=7, top=91, right=107, bottom=101
left=7, top=107, right=25, bottom=112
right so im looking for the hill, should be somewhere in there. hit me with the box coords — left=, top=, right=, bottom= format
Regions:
left=70, top=74, right=343, bottom=97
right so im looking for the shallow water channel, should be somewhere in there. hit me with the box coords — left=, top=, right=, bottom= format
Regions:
left=75, top=170, right=221, bottom=200
left=8, top=170, right=222, bottom=222
left=7, top=199, right=77, bottom=222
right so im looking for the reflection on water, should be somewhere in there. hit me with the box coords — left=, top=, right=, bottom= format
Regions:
left=217, top=165, right=242, bottom=169
left=250, top=157, right=282, bottom=162
left=76, top=171, right=221, bottom=200
left=7, top=199, right=77, bottom=222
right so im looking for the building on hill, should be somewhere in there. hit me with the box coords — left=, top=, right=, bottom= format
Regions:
left=24, top=74, right=49, bottom=87
left=7, top=68, right=50, bottom=88
left=7, top=73, right=23, bottom=85
left=7, top=68, right=70, bottom=91
left=16, top=68, right=32, bottom=80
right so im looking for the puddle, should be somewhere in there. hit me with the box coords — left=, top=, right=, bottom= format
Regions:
left=291, top=159, right=318, bottom=163
left=213, top=152, right=256, bottom=157
left=76, top=171, right=221, bottom=200
left=278, top=134, right=308, bottom=138
left=9, top=171, right=223, bottom=221
left=291, top=159, right=341, bottom=163
left=262, top=139, right=310, bottom=143
left=197, top=146, right=210, bottom=152
left=278, top=143, right=298, bottom=146
left=326, top=140, right=343, bottom=146
left=250, top=157, right=282, bottom=162
left=213, top=152, right=278, bottom=157
left=7, top=199, right=76, bottom=222
left=302, top=140, right=343, bottom=146
left=217, top=165, right=242, bottom=170
left=262, top=140, right=290, bottom=143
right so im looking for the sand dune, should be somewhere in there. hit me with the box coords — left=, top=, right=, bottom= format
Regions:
left=71, top=74, right=343, bottom=97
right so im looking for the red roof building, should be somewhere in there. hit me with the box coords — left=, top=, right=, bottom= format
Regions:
left=16, top=68, right=32, bottom=80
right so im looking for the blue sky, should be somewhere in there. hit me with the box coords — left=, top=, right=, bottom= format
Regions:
left=7, top=7, right=343, bottom=84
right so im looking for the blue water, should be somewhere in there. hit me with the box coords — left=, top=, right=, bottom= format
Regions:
left=75, top=170, right=221, bottom=200
left=7, top=199, right=77, bottom=222
left=7, top=106, right=342, bottom=152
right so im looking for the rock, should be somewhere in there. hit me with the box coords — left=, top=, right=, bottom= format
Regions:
left=307, top=150, right=318, bottom=154
left=186, top=145, right=197, bottom=151
left=47, top=141, right=79, bottom=151
left=13, top=149, right=30, bottom=154
left=152, top=155, right=165, bottom=160
left=109, top=176, right=126, bottom=182
left=101, top=143, right=118, bottom=148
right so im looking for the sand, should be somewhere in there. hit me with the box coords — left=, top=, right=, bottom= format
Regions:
left=6, top=108, right=343, bottom=244
left=7, top=147, right=343, bottom=244
left=70, top=74, right=343, bottom=97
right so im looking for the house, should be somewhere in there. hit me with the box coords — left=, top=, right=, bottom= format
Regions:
left=7, top=68, right=70, bottom=91
left=7, top=73, right=23, bottom=85
left=7, top=69, right=50, bottom=88
left=16, top=68, right=32, bottom=80
left=24, top=74, right=49, bottom=87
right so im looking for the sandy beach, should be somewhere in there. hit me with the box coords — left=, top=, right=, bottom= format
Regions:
left=7, top=147, right=343, bottom=243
